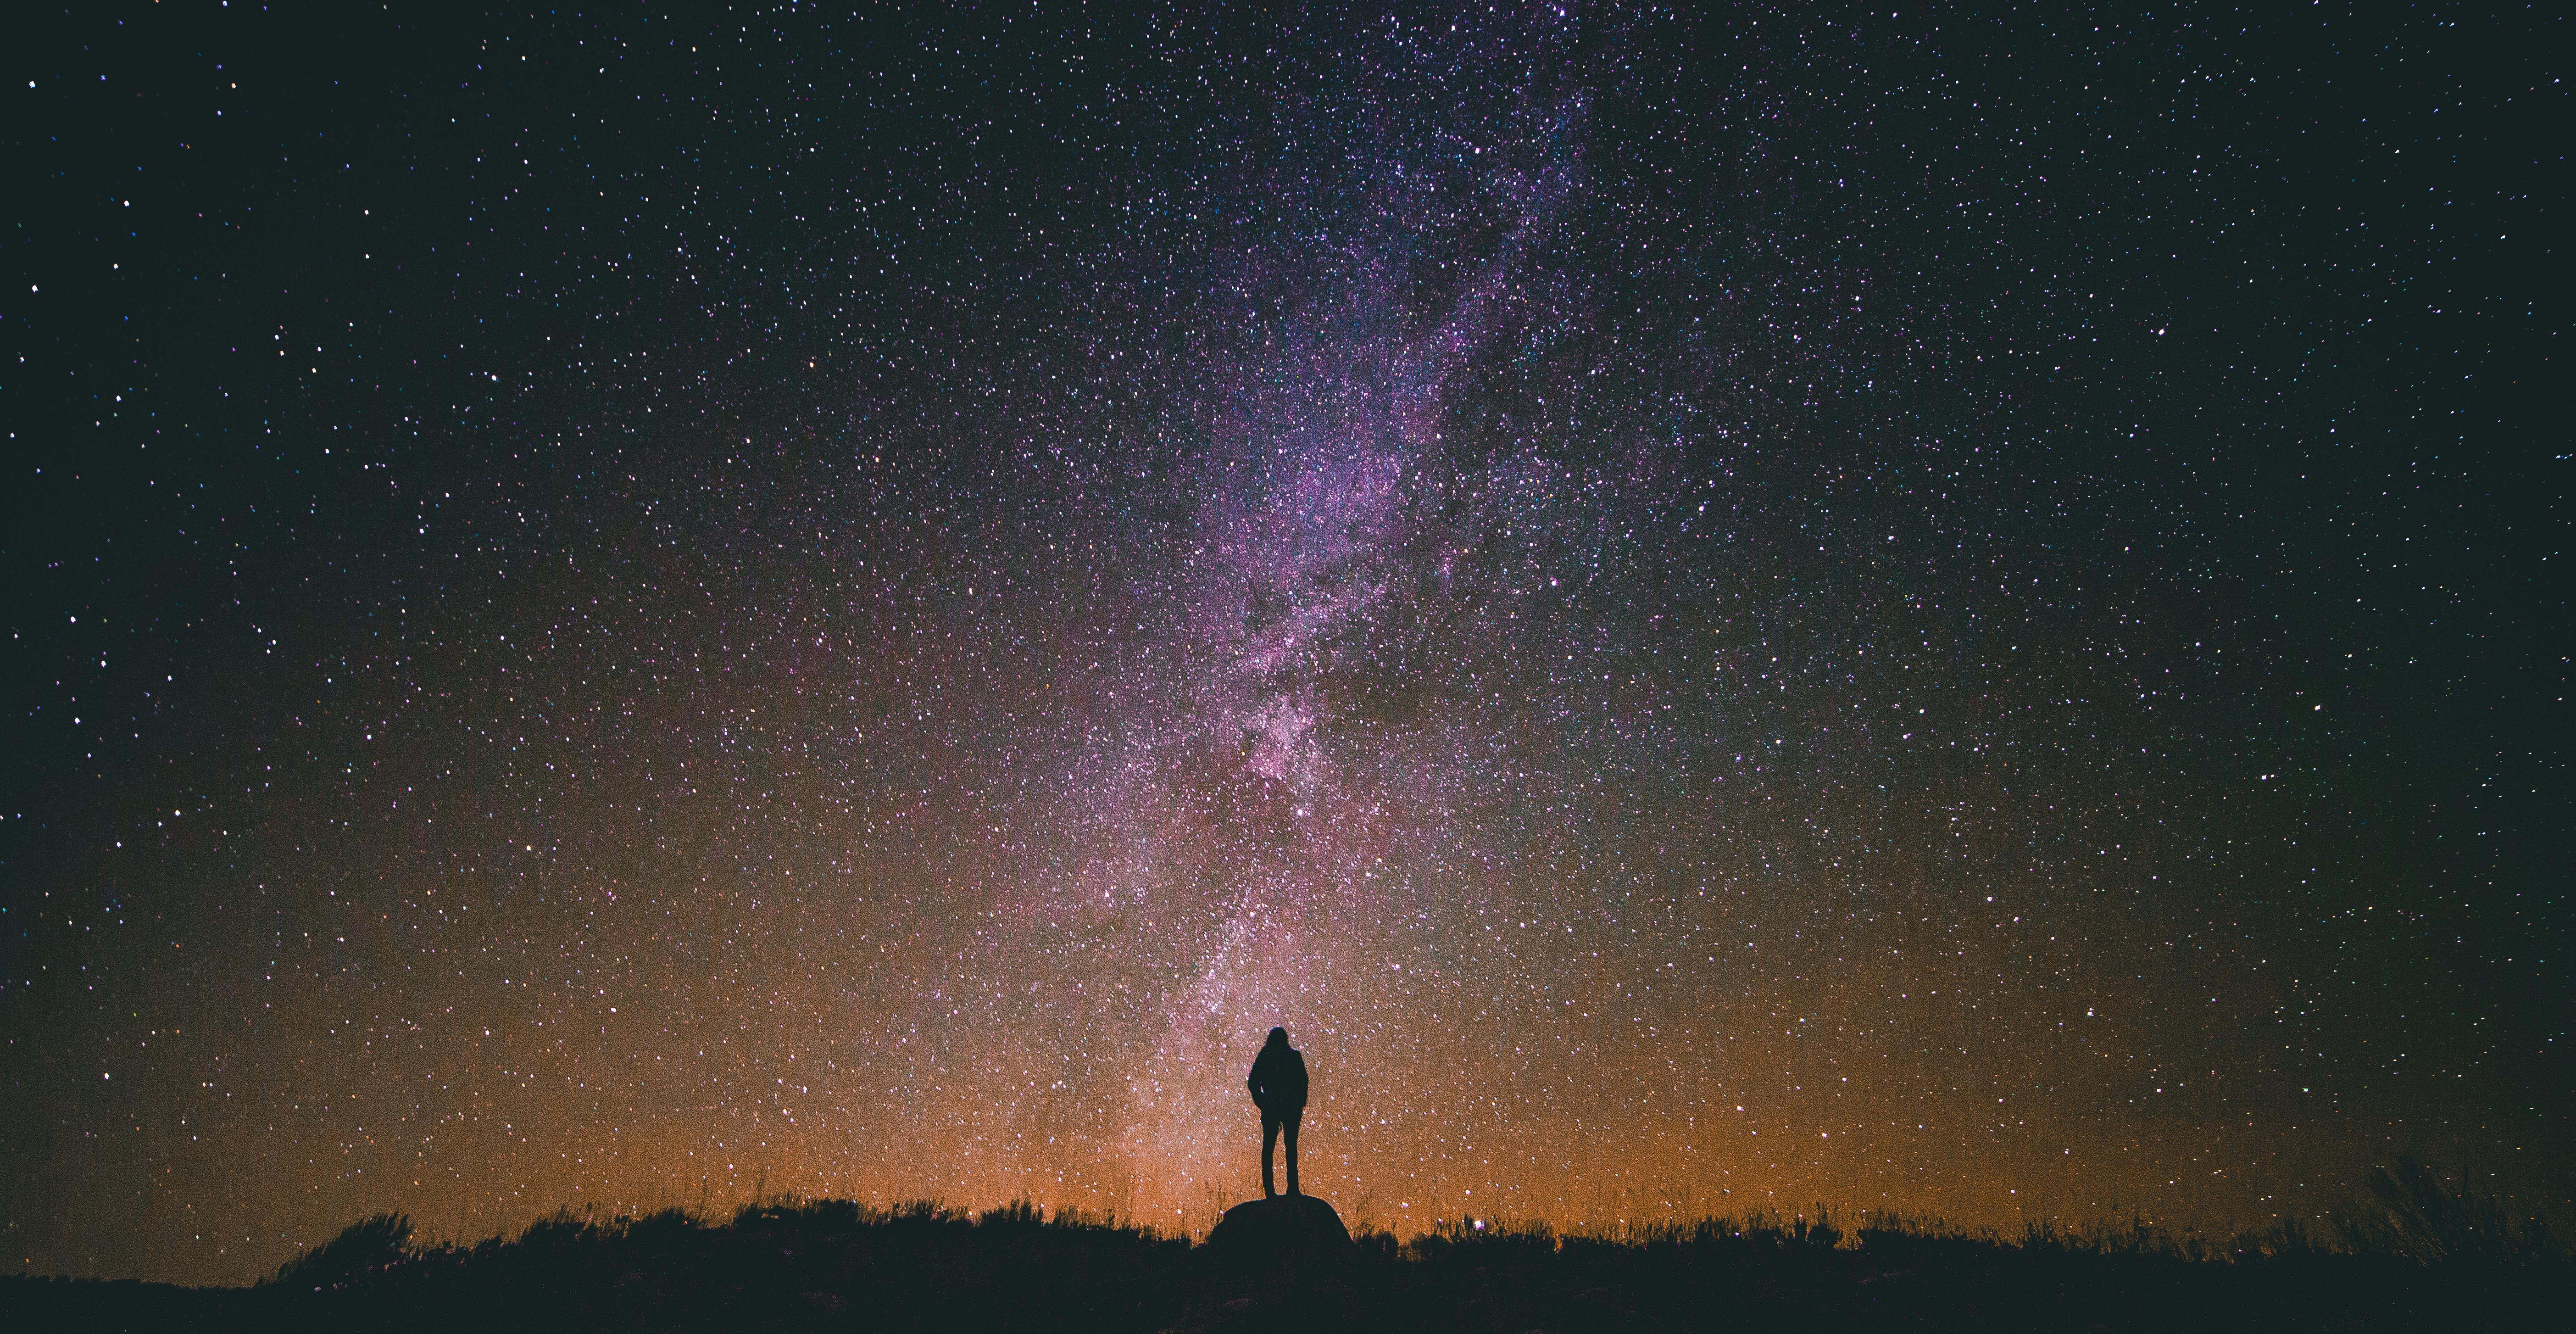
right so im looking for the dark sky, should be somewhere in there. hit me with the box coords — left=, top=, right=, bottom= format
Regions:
left=4, top=1, right=2562, bottom=1286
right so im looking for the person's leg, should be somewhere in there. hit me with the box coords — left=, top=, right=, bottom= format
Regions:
left=1284, top=1109, right=1302, bottom=1196
left=1261, top=1115, right=1281, bottom=1198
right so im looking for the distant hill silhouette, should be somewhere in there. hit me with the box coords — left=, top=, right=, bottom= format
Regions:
left=4, top=1175, right=2565, bottom=1332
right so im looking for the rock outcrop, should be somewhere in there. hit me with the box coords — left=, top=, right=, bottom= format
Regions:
left=1203, top=1194, right=1353, bottom=1263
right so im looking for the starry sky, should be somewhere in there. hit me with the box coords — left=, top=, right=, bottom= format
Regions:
left=4, top=1, right=2563, bottom=1285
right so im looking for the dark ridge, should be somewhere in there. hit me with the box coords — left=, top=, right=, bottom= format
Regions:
left=6, top=1182, right=2563, bottom=1333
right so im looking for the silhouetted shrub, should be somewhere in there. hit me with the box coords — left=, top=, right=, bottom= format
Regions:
left=514, top=1206, right=601, bottom=1255
left=977, top=1198, right=1046, bottom=1230
left=267, top=1211, right=412, bottom=1289
left=2340, top=1155, right=2563, bottom=1265
left=624, top=1206, right=701, bottom=1247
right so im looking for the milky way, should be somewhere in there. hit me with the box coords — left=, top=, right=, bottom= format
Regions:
left=4, top=3, right=2561, bottom=1284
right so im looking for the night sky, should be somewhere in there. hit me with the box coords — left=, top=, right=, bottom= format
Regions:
left=5, top=2, right=2562, bottom=1286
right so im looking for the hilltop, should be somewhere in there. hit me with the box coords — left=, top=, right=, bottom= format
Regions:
left=6, top=1184, right=2563, bottom=1333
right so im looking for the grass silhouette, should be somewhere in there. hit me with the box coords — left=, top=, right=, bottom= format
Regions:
left=6, top=1161, right=2564, bottom=1331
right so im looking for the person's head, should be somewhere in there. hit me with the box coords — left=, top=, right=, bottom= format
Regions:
left=1267, top=1026, right=1290, bottom=1049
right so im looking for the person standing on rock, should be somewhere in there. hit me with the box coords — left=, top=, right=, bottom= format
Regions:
left=1247, top=1027, right=1308, bottom=1198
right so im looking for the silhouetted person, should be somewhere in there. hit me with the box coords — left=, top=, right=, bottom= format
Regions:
left=1247, top=1026, right=1308, bottom=1197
